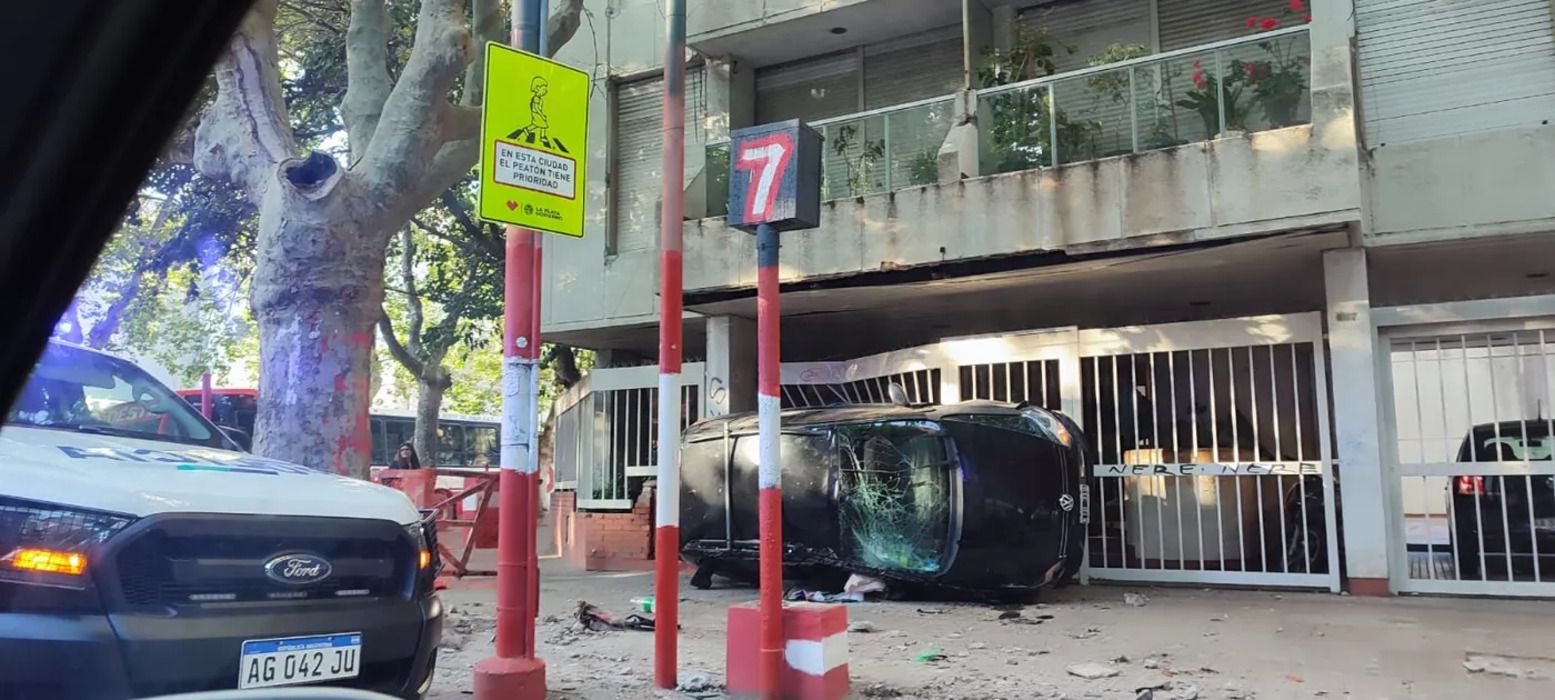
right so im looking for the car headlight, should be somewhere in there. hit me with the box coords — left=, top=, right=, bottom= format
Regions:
left=1, top=496, right=133, bottom=587
left=1020, top=407, right=1073, bottom=447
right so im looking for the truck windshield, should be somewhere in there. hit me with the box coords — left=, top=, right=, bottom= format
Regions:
left=6, top=343, right=224, bottom=448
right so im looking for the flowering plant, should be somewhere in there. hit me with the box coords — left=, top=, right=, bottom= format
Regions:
left=1242, top=0, right=1313, bottom=127
left=1175, top=58, right=1250, bottom=135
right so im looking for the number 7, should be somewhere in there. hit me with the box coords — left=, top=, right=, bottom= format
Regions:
left=733, top=133, right=795, bottom=223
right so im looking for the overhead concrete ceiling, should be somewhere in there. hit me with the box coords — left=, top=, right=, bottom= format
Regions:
left=691, top=0, right=961, bottom=68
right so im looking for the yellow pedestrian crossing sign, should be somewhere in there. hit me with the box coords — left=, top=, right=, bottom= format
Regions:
left=479, top=42, right=590, bottom=237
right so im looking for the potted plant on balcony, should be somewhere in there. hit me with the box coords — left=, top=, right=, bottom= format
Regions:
left=1244, top=2, right=1313, bottom=128
left=1176, top=58, right=1250, bottom=136
left=976, top=24, right=1075, bottom=172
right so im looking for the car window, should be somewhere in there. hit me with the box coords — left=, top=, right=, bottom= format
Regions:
left=7, top=344, right=220, bottom=447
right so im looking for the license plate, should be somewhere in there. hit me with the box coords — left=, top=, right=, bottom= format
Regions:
left=238, top=632, right=362, bottom=689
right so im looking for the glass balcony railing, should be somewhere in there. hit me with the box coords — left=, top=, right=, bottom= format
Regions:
left=705, top=95, right=956, bottom=216
left=700, top=27, right=1310, bottom=217
left=979, top=26, right=1311, bottom=173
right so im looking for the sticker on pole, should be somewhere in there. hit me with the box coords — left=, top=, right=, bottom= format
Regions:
left=726, top=120, right=822, bottom=233
left=479, top=42, right=590, bottom=237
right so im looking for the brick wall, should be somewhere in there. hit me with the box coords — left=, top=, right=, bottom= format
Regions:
left=551, top=484, right=656, bottom=571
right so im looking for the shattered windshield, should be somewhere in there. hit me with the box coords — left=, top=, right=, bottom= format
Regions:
left=835, top=420, right=954, bottom=574
left=6, top=343, right=222, bottom=448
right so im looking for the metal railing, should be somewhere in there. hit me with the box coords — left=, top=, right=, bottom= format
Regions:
left=700, top=27, right=1310, bottom=216
left=706, top=94, right=958, bottom=214
left=977, top=26, right=1311, bottom=171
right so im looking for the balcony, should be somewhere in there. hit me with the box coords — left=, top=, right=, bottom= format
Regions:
left=706, top=27, right=1314, bottom=214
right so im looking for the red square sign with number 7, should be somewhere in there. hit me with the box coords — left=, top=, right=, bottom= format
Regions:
left=726, top=120, right=822, bottom=232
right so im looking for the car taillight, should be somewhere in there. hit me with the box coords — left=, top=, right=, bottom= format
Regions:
left=1456, top=475, right=1486, bottom=495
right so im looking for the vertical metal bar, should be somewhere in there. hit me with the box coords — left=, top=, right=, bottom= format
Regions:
left=1275, top=345, right=1289, bottom=573
left=1189, top=350, right=1204, bottom=568
left=1021, top=361, right=1032, bottom=405
left=1129, top=357, right=1147, bottom=567
left=1048, top=85, right=1060, bottom=166
left=1309, top=340, right=1341, bottom=592
left=1170, top=352, right=1185, bottom=565
left=1487, top=334, right=1514, bottom=582
left=1409, top=341, right=1431, bottom=578
left=1214, top=49, right=1226, bottom=136
left=1517, top=332, right=1541, bottom=583
left=1128, top=66, right=1140, bottom=153
left=1113, top=356, right=1129, bottom=568
left=1209, top=350, right=1226, bottom=567
left=1248, top=346, right=1266, bottom=572
left=1436, top=337, right=1458, bottom=580
left=1462, top=335, right=1487, bottom=580
left=1287, top=343, right=1312, bottom=575
left=754, top=222, right=785, bottom=697
left=1092, top=357, right=1108, bottom=569
left=1151, top=353, right=1165, bottom=569
left=1228, top=349, right=1246, bottom=572
left=882, top=112, right=893, bottom=191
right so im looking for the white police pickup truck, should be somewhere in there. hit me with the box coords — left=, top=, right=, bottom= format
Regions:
left=0, top=341, right=442, bottom=699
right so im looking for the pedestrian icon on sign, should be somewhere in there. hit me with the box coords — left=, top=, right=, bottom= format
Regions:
left=508, top=75, right=568, bottom=154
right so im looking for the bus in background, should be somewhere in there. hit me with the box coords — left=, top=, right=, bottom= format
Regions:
left=176, top=388, right=500, bottom=468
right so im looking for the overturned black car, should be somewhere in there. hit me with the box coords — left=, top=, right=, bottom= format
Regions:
left=679, top=401, right=1088, bottom=595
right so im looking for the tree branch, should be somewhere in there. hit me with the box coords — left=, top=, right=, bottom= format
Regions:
left=192, top=0, right=297, bottom=202
left=460, top=0, right=507, bottom=108
left=378, top=309, right=427, bottom=377
left=437, top=190, right=503, bottom=259
left=342, top=0, right=393, bottom=165
left=398, top=228, right=424, bottom=357
left=400, top=0, right=584, bottom=211
left=412, top=215, right=494, bottom=263
left=357, top=0, right=470, bottom=196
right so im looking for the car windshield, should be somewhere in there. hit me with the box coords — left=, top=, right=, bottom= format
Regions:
left=6, top=343, right=223, bottom=449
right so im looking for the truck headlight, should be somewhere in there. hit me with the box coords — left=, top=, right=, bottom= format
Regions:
left=1, top=497, right=133, bottom=587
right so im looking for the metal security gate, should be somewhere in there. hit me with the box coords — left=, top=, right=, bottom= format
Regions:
left=1078, top=315, right=1341, bottom=590
left=561, top=363, right=705, bottom=509
left=1378, top=306, right=1555, bottom=596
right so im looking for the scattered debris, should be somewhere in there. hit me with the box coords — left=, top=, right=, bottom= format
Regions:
left=677, top=671, right=720, bottom=698
left=1464, top=651, right=1555, bottom=680
left=849, top=620, right=878, bottom=634
left=913, top=647, right=947, bottom=663
left=845, top=573, right=889, bottom=594
left=1067, top=663, right=1122, bottom=680
left=1222, top=683, right=1252, bottom=699
left=1286, top=674, right=1305, bottom=684
left=1144, top=658, right=1161, bottom=670
left=1124, top=592, right=1150, bottom=608
left=574, top=600, right=654, bottom=632
left=968, top=642, right=988, bottom=650
left=1173, top=684, right=1200, bottom=700
left=1070, top=627, right=1102, bottom=640
left=785, top=587, right=866, bottom=604
left=997, top=610, right=1023, bottom=620
left=859, top=683, right=905, bottom=698
left=1113, top=655, right=1131, bottom=664
left=1209, top=615, right=1227, bottom=622
left=916, top=607, right=948, bottom=615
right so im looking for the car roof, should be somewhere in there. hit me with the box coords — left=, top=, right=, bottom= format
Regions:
left=684, top=400, right=1027, bottom=440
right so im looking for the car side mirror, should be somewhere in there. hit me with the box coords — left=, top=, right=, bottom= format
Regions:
left=219, top=425, right=253, bottom=452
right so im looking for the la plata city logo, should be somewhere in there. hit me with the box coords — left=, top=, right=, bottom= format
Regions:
left=509, top=75, right=569, bottom=154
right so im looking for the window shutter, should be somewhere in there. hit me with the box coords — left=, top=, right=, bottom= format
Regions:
left=755, top=50, right=861, bottom=123
left=862, top=26, right=965, bottom=109
left=1356, top=0, right=1555, bottom=146
left=611, top=67, right=706, bottom=254
left=1156, top=0, right=1261, bottom=52
left=1020, top=0, right=1151, bottom=74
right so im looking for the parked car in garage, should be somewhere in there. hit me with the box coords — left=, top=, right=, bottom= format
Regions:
left=678, top=399, right=1087, bottom=596
left=1450, top=420, right=1555, bottom=580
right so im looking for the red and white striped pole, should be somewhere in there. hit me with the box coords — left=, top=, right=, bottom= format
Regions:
left=474, top=0, right=546, bottom=697
left=755, top=221, right=784, bottom=699
left=654, top=0, right=687, bottom=689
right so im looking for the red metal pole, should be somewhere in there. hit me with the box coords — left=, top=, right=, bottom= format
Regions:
left=200, top=372, right=213, bottom=420
left=755, top=222, right=783, bottom=699
left=655, top=0, right=687, bottom=690
left=474, top=2, right=546, bottom=697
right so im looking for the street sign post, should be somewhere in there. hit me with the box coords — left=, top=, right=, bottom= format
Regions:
left=478, top=42, right=590, bottom=237
left=725, top=120, right=821, bottom=699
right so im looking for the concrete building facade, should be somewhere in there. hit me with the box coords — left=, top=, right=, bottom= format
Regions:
left=539, top=0, right=1555, bottom=597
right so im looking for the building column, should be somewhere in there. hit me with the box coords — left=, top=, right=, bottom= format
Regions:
left=1323, top=247, right=1391, bottom=595
left=705, top=315, right=757, bottom=417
